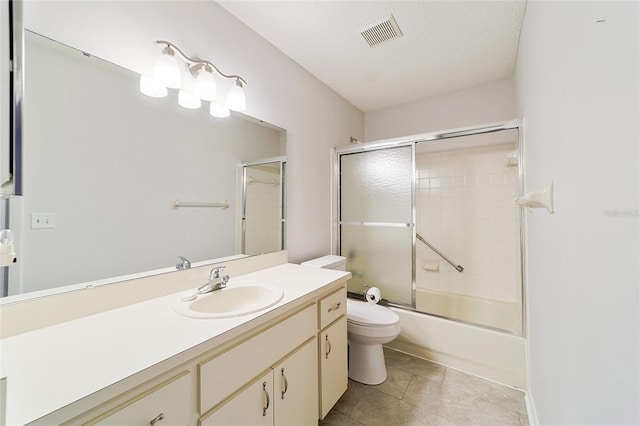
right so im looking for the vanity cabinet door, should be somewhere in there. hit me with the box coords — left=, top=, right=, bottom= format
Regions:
left=274, top=338, right=318, bottom=426
left=92, top=371, right=191, bottom=426
left=319, top=316, right=348, bottom=419
left=199, top=303, right=316, bottom=413
left=200, top=370, right=274, bottom=426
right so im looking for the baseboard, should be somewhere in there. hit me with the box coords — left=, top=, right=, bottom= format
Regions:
left=525, top=388, right=539, bottom=426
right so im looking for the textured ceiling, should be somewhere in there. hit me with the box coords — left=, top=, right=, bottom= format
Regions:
left=217, top=0, right=526, bottom=113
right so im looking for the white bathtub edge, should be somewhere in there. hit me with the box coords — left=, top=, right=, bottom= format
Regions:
left=386, top=307, right=526, bottom=389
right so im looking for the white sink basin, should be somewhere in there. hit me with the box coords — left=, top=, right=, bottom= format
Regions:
left=174, top=281, right=284, bottom=319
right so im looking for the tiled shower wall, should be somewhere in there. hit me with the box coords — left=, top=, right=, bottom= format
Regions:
left=415, top=143, right=521, bottom=304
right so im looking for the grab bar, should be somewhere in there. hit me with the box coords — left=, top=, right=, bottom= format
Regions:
left=416, top=233, right=464, bottom=273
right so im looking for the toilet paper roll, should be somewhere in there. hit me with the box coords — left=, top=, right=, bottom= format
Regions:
left=366, top=287, right=382, bottom=304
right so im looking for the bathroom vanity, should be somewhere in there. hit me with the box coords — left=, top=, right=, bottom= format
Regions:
left=0, top=253, right=349, bottom=425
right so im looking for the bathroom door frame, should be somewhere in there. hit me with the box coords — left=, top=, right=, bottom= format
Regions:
left=333, top=119, right=527, bottom=336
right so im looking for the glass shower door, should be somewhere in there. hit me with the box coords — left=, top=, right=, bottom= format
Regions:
left=242, top=160, right=286, bottom=255
left=339, top=145, right=414, bottom=305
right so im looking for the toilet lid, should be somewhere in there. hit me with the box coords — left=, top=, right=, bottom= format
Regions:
left=347, top=299, right=399, bottom=326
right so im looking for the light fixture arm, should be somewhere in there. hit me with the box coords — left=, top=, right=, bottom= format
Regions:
left=156, top=40, right=247, bottom=86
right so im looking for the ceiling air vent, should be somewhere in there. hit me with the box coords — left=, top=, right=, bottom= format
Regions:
left=360, top=14, right=403, bottom=48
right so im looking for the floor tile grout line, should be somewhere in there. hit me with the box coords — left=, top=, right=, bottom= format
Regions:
left=324, top=350, right=528, bottom=426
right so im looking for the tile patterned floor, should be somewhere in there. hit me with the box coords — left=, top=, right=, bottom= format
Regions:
left=321, top=347, right=529, bottom=426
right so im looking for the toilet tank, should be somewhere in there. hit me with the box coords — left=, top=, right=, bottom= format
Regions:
left=301, top=255, right=346, bottom=271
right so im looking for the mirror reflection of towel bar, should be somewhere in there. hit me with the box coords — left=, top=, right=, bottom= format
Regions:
left=248, top=176, right=280, bottom=186
left=171, top=199, right=229, bottom=210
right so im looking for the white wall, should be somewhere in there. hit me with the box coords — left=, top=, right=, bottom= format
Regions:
left=23, top=0, right=364, bottom=266
left=515, top=1, right=639, bottom=424
left=365, top=78, right=516, bottom=142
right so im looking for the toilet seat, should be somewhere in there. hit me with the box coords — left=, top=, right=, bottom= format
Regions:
left=346, top=299, right=399, bottom=327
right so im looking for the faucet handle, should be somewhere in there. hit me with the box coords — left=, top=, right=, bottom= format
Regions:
left=210, top=266, right=226, bottom=279
left=176, top=256, right=191, bottom=270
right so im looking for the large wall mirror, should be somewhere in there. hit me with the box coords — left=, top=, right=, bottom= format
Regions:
left=1, top=30, right=286, bottom=300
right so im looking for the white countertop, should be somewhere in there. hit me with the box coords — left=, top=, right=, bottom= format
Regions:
left=0, top=263, right=349, bottom=425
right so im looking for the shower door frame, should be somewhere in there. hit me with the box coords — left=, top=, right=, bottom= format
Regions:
left=337, top=142, right=417, bottom=308
left=334, top=119, right=526, bottom=336
left=241, top=156, right=287, bottom=255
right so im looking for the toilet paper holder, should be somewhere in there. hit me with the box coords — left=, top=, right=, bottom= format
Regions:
left=362, top=284, right=382, bottom=304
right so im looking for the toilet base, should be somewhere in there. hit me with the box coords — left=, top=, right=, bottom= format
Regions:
left=348, top=341, right=387, bottom=385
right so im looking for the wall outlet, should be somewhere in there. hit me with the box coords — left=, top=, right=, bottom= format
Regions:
left=31, top=213, right=56, bottom=229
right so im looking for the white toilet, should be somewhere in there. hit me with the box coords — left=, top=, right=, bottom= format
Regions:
left=301, top=255, right=401, bottom=385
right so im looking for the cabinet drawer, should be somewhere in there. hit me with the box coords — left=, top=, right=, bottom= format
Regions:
left=319, top=287, right=346, bottom=330
left=199, top=303, right=316, bottom=414
left=90, top=370, right=191, bottom=426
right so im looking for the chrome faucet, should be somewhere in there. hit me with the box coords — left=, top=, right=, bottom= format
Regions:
left=197, top=266, right=229, bottom=294
left=176, top=256, right=191, bottom=270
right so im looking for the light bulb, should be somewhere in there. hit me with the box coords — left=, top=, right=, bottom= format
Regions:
left=0, top=229, right=13, bottom=245
left=193, top=67, right=217, bottom=101
left=209, top=102, right=230, bottom=118
left=178, top=90, right=202, bottom=109
left=153, top=47, right=181, bottom=89
left=226, top=79, right=246, bottom=112
left=0, top=229, right=15, bottom=266
left=139, top=75, right=168, bottom=98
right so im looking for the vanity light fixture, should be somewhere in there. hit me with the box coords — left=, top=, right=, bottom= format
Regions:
left=140, top=40, right=247, bottom=117
left=154, top=45, right=182, bottom=89
left=226, top=79, right=246, bottom=112
left=139, top=75, right=168, bottom=98
left=209, top=102, right=231, bottom=118
left=178, top=89, right=202, bottom=109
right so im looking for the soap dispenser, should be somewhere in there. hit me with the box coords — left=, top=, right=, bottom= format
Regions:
left=0, top=229, right=16, bottom=266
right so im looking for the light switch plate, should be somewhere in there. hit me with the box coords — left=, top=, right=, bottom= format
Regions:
left=31, top=213, right=56, bottom=229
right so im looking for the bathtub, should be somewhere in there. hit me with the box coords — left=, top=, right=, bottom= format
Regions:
left=386, top=304, right=527, bottom=389
left=415, top=288, right=522, bottom=334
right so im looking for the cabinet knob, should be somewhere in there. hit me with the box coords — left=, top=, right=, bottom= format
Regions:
left=149, top=413, right=164, bottom=425
left=328, top=302, right=341, bottom=312
left=280, top=368, right=289, bottom=399
left=262, top=381, right=270, bottom=416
